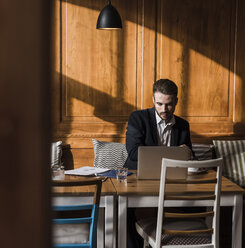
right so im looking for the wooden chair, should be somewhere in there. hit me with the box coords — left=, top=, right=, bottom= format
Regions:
left=135, top=158, right=223, bottom=248
left=52, top=178, right=102, bottom=248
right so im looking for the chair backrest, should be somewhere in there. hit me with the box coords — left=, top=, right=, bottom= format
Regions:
left=156, top=158, right=223, bottom=248
left=52, top=178, right=102, bottom=248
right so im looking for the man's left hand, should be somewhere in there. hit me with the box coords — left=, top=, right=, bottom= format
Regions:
left=179, top=144, right=193, bottom=160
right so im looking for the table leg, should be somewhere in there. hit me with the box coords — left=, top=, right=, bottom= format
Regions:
left=97, top=208, right=104, bottom=248
left=118, top=196, right=127, bottom=248
left=105, top=195, right=114, bottom=248
left=232, top=194, right=243, bottom=248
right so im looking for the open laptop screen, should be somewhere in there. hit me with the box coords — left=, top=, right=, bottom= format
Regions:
left=137, top=146, right=190, bottom=180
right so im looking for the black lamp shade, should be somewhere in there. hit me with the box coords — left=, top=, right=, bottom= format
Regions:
left=96, top=3, right=122, bottom=29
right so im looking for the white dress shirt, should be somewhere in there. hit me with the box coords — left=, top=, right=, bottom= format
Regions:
left=155, top=112, right=175, bottom=146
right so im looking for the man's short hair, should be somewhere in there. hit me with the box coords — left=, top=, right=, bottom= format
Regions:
left=153, top=79, right=178, bottom=97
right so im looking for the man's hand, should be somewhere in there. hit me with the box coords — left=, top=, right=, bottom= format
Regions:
left=179, top=144, right=193, bottom=160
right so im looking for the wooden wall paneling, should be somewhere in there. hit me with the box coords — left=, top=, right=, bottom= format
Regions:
left=57, top=136, right=126, bottom=149
left=63, top=0, right=137, bottom=119
left=136, top=0, right=143, bottom=109
left=63, top=0, right=136, bottom=120
left=154, top=0, right=242, bottom=141
left=156, top=0, right=232, bottom=120
left=62, top=146, right=95, bottom=169
left=52, top=0, right=139, bottom=149
left=71, top=148, right=94, bottom=168
left=137, top=0, right=157, bottom=109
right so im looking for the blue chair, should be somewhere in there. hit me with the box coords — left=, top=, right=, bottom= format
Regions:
left=52, top=178, right=102, bottom=248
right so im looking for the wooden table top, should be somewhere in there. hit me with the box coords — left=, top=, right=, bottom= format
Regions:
left=111, top=170, right=245, bottom=196
left=52, top=175, right=116, bottom=196
left=51, top=171, right=245, bottom=196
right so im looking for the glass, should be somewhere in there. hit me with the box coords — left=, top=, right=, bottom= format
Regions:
left=51, top=141, right=62, bottom=167
left=116, top=168, right=128, bottom=182
left=52, top=164, right=65, bottom=180
left=51, top=141, right=64, bottom=180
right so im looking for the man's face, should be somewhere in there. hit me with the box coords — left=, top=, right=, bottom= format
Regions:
left=153, top=92, right=178, bottom=122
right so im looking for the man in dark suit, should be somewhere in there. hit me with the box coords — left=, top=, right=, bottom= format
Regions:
left=124, top=78, right=193, bottom=170
left=124, top=79, right=193, bottom=248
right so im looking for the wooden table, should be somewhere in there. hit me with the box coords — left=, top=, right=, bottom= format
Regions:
left=52, top=175, right=116, bottom=248
left=112, top=171, right=245, bottom=248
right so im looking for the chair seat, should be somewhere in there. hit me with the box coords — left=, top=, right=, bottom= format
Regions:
left=136, top=217, right=211, bottom=246
left=53, top=223, right=90, bottom=245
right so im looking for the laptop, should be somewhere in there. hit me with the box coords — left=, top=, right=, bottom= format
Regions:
left=137, top=146, right=190, bottom=180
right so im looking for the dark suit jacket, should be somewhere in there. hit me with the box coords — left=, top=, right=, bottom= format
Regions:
left=124, top=107, right=193, bottom=170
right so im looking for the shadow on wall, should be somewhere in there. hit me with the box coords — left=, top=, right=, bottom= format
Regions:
left=64, top=75, right=135, bottom=120
left=59, top=73, right=135, bottom=133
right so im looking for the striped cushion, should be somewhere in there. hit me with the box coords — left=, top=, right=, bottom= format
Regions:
left=92, top=139, right=128, bottom=169
left=192, top=143, right=215, bottom=161
left=213, top=140, right=245, bottom=187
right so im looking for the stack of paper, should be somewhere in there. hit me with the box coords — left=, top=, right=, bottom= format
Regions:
left=65, top=166, right=111, bottom=176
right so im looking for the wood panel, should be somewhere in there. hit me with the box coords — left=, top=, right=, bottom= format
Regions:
left=60, top=0, right=137, bottom=120
left=156, top=0, right=233, bottom=120
left=153, top=0, right=245, bottom=141
left=138, top=0, right=156, bottom=109
left=53, top=0, right=139, bottom=147
left=62, top=147, right=94, bottom=169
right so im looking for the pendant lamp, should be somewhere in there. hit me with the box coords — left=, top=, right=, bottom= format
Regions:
left=96, top=0, right=122, bottom=30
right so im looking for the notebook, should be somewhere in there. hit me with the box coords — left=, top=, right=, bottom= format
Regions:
left=137, top=146, right=190, bottom=180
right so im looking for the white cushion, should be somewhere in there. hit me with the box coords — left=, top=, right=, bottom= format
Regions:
left=53, top=223, right=90, bottom=244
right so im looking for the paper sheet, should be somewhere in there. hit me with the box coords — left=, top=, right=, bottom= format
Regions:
left=65, top=166, right=111, bottom=176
